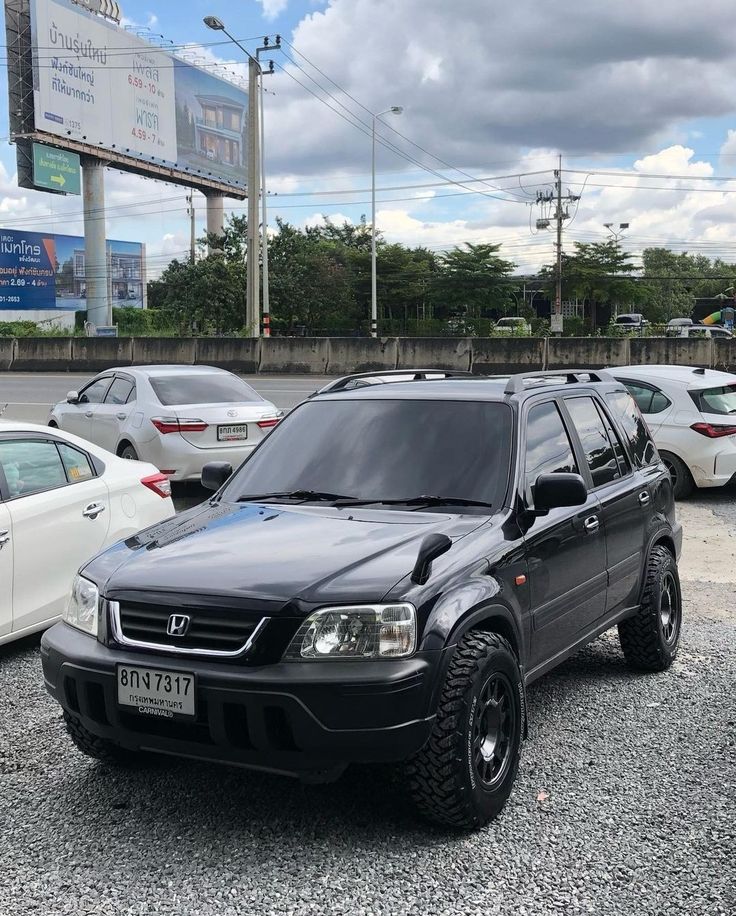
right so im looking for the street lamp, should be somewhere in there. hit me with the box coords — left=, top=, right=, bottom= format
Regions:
left=603, top=221, right=629, bottom=243
left=371, top=105, right=403, bottom=337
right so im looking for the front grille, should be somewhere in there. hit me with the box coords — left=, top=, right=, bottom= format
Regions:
left=115, top=600, right=263, bottom=655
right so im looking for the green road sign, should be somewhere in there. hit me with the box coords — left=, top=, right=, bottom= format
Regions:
left=32, top=143, right=81, bottom=195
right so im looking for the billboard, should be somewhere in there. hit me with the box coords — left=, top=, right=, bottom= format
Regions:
left=0, top=228, right=145, bottom=310
left=23, top=0, right=248, bottom=193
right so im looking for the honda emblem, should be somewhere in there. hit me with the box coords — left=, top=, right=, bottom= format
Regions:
left=166, top=614, right=190, bottom=637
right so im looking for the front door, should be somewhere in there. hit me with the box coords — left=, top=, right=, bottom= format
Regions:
left=521, top=399, right=608, bottom=672
left=61, top=376, right=113, bottom=442
left=0, top=437, right=111, bottom=634
left=0, top=502, right=11, bottom=639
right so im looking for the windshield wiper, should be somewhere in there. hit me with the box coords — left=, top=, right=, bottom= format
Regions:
left=332, top=495, right=493, bottom=509
left=236, top=490, right=355, bottom=504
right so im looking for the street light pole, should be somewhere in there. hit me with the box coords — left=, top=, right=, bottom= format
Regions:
left=371, top=106, right=402, bottom=338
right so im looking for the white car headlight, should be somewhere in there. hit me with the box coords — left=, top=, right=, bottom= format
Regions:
left=63, top=575, right=100, bottom=637
left=285, top=604, right=416, bottom=660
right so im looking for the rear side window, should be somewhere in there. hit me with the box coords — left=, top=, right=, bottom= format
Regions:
left=0, top=440, right=67, bottom=498
left=150, top=374, right=263, bottom=406
left=605, top=391, right=658, bottom=467
left=57, top=443, right=95, bottom=482
left=623, top=382, right=671, bottom=415
left=524, top=402, right=578, bottom=500
left=690, top=384, right=736, bottom=416
left=564, top=397, right=620, bottom=487
left=105, top=378, right=134, bottom=406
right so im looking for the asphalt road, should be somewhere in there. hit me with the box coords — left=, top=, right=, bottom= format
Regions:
left=0, top=372, right=325, bottom=425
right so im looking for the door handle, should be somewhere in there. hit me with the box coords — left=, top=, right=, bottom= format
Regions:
left=116, top=412, right=127, bottom=420
left=583, top=515, right=600, bottom=533
left=82, top=503, right=106, bottom=519
left=84, top=411, right=93, bottom=418
left=0, top=529, right=9, bottom=548
left=638, top=491, right=651, bottom=507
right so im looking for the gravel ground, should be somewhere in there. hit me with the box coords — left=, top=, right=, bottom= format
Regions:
left=1, top=518, right=734, bottom=914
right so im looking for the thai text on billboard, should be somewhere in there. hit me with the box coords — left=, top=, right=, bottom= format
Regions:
left=30, top=0, right=248, bottom=192
left=0, top=228, right=145, bottom=310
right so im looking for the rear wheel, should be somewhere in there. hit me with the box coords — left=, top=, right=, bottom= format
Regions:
left=618, top=546, right=682, bottom=671
left=48, top=420, right=58, bottom=428
left=405, top=631, right=523, bottom=829
left=119, top=443, right=138, bottom=461
left=660, top=450, right=694, bottom=500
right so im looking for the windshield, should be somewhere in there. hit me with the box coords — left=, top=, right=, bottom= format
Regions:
left=691, top=384, right=736, bottom=416
left=222, top=398, right=513, bottom=508
left=150, top=373, right=263, bottom=406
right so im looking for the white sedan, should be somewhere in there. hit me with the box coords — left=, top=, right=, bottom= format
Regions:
left=49, top=365, right=282, bottom=482
left=0, top=421, right=174, bottom=646
left=609, top=365, right=736, bottom=498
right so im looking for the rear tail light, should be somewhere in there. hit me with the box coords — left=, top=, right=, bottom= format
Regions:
left=151, top=417, right=208, bottom=434
left=257, top=417, right=280, bottom=430
left=140, top=473, right=172, bottom=498
left=690, top=422, right=736, bottom=439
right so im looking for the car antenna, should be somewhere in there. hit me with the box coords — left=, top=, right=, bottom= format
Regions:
left=692, top=368, right=706, bottom=375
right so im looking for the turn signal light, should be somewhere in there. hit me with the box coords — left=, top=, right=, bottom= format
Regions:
left=151, top=417, right=209, bottom=434
left=140, top=473, right=172, bottom=498
left=690, top=422, right=736, bottom=439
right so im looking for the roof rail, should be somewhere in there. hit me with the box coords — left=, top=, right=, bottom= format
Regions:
left=313, top=368, right=474, bottom=396
left=504, top=369, right=616, bottom=395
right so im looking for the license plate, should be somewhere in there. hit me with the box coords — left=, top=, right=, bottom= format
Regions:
left=116, top=665, right=196, bottom=719
left=217, top=424, right=248, bottom=442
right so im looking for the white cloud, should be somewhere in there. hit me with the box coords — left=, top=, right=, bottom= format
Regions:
left=256, top=0, right=290, bottom=20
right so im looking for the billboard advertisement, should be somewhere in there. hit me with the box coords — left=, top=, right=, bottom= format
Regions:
left=28, top=0, right=248, bottom=192
left=0, top=228, right=145, bottom=310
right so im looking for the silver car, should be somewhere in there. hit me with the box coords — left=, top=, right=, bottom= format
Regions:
left=49, top=365, right=282, bottom=482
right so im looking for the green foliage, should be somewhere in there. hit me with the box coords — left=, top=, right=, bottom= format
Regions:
left=0, top=320, right=43, bottom=337
left=430, top=244, right=517, bottom=318
left=640, top=248, right=736, bottom=323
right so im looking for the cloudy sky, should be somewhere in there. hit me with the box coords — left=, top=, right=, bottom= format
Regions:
left=2, top=0, right=736, bottom=276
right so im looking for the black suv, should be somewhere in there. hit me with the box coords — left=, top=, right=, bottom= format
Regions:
left=41, top=369, right=683, bottom=828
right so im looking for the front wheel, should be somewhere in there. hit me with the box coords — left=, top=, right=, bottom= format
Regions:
left=405, top=631, right=523, bottom=829
left=64, top=713, right=141, bottom=766
left=618, top=546, right=682, bottom=671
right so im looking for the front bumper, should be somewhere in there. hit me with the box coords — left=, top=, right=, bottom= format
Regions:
left=41, top=623, right=443, bottom=780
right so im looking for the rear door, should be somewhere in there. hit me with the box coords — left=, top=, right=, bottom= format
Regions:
left=521, top=398, right=607, bottom=672
left=61, top=376, right=114, bottom=442
left=93, top=375, right=136, bottom=453
left=0, top=436, right=111, bottom=634
left=0, top=502, right=11, bottom=639
left=562, top=395, right=649, bottom=614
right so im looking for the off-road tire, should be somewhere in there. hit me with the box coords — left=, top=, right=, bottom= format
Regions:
left=406, top=631, right=523, bottom=829
left=64, top=712, right=139, bottom=766
left=618, top=546, right=682, bottom=671
left=660, top=451, right=694, bottom=500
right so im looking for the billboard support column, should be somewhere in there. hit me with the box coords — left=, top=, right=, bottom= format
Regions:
left=206, top=194, right=225, bottom=254
left=246, top=56, right=261, bottom=339
left=82, top=157, right=110, bottom=328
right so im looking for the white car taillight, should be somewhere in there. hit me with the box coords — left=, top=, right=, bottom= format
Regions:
left=151, top=417, right=208, bottom=434
left=141, top=473, right=172, bottom=498
left=690, top=422, right=736, bottom=439
left=257, top=417, right=280, bottom=430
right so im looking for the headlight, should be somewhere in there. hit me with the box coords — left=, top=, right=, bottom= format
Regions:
left=63, top=575, right=100, bottom=637
left=285, top=604, right=416, bottom=660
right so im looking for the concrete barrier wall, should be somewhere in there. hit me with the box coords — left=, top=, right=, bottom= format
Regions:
left=195, top=338, right=260, bottom=373
left=629, top=337, right=713, bottom=368
left=472, top=338, right=546, bottom=375
left=714, top=338, right=736, bottom=372
left=132, top=338, right=197, bottom=366
left=12, top=337, right=73, bottom=371
left=71, top=337, right=134, bottom=373
left=327, top=337, right=398, bottom=375
left=259, top=337, right=330, bottom=374
left=546, top=337, right=630, bottom=369
left=0, top=339, right=13, bottom=370
left=397, top=337, right=472, bottom=371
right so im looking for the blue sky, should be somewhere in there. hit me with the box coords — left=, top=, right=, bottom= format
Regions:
left=2, top=0, right=736, bottom=278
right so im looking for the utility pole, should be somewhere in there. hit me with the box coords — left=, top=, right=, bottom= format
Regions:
left=246, top=55, right=260, bottom=338
left=187, top=193, right=196, bottom=264
left=256, top=39, right=279, bottom=337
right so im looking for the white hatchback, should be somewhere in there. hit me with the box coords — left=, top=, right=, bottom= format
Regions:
left=49, top=365, right=282, bottom=482
left=0, top=421, right=174, bottom=646
left=609, top=365, right=736, bottom=498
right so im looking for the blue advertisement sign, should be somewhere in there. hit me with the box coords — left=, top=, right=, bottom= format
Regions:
left=0, top=229, right=145, bottom=311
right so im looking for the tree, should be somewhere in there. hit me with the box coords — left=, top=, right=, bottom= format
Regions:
left=430, top=244, right=517, bottom=319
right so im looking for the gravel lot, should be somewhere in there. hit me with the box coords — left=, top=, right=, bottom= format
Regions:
left=1, top=497, right=734, bottom=916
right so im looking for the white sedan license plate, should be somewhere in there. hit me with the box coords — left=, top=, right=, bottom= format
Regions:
left=117, top=665, right=195, bottom=719
left=217, top=424, right=248, bottom=442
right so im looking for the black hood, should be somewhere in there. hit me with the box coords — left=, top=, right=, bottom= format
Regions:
left=85, top=500, right=490, bottom=607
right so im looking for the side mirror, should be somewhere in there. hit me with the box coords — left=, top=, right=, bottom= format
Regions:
left=411, top=533, right=452, bottom=585
left=66, top=391, right=80, bottom=404
left=201, top=461, right=233, bottom=492
left=533, top=473, right=587, bottom=513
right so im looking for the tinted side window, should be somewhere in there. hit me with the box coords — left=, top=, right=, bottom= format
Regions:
left=605, top=391, right=659, bottom=467
left=524, top=402, right=579, bottom=501
left=105, top=378, right=134, bottom=406
left=57, top=443, right=95, bottom=482
left=80, top=377, right=112, bottom=404
left=624, top=383, right=654, bottom=414
left=595, top=400, right=630, bottom=478
left=0, top=440, right=67, bottom=498
left=565, top=397, right=619, bottom=487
